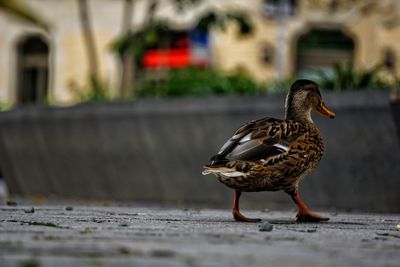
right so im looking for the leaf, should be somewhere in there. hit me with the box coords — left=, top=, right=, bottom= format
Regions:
left=195, top=10, right=218, bottom=32
left=226, top=11, right=254, bottom=36
left=316, top=62, right=392, bottom=91
left=195, top=9, right=254, bottom=36
left=0, top=0, right=49, bottom=31
left=172, top=0, right=203, bottom=12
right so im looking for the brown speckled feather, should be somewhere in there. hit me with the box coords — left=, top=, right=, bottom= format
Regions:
left=203, top=79, right=335, bottom=223
left=204, top=117, right=324, bottom=193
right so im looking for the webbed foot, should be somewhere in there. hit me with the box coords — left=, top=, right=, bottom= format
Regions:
left=232, top=209, right=262, bottom=223
left=296, top=211, right=329, bottom=222
left=232, top=190, right=262, bottom=223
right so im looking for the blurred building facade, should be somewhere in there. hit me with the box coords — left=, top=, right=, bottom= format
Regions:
left=0, top=0, right=399, bottom=105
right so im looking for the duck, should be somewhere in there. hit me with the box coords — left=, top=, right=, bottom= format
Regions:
left=202, top=79, right=335, bottom=223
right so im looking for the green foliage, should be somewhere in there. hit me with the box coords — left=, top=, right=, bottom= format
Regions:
left=69, top=77, right=112, bottom=102
left=196, top=10, right=254, bottom=36
left=0, top=101, right=11, bottom=111
left=265, top=78, right=296, bottom=93
left=136, top=67, right=266, bottom=97
left=226, top=11, right=253, bottom=36
left=110, top=9, right=254, bottom=60
left=172, top=0, right=202, bottom=12
left=111, top=21, right=171, bottom=63
left=315, top=63, right=392, bottom=91
left=0, top=0, right=49, bottom=31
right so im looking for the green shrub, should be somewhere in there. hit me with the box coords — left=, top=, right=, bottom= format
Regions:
left=135, top=67, right=266, bottom=97
left=264, top=78, right=296, bottom=93
left=315, top=63, right=392, bottom=91
left=0, top=101, right=11, bottom=111
left=69, top=77, right=112, bottom=102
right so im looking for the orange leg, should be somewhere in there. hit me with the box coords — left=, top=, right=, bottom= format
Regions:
left=232, top=191, right=261, bottom=223
left=289, top=191, right=329, bottom=222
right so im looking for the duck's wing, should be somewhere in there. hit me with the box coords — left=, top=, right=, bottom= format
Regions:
left=207, top=118, right=305, bottom=166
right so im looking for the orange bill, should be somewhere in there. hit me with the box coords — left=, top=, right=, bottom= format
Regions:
left=316, top=101, right=335, bottom=118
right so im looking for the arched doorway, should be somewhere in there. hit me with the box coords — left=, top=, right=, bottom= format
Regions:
left=16, top=35, right=49, bottom=104
left=296, top=28, right=355, bottom=76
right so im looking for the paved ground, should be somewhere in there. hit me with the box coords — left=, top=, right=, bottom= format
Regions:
left=0, top=204, right=399, bottom=267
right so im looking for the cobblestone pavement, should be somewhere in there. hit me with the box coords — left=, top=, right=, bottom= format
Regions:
left=0, top=204, right=399, bottom=267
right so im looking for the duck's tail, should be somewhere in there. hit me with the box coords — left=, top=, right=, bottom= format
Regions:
left=202, top=165, right=217, bottom=175
left=202, top=165, right=228, bottom=175
left=202, top=165, right=247, bottom=177
left=202, top=162, right=229, bottom=175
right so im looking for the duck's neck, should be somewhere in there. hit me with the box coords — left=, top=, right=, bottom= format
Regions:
left=285, top=108, right=314, bottom=124
left=285, top=96, right=314, bottom=125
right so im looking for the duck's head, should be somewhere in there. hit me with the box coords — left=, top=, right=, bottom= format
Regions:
left=285, top=79, right=335, bottom=123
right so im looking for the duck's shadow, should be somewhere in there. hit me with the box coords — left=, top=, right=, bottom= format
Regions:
left=267, top=219, right=366, bottom=226
left=170, top=217, right=367, bottom=226
left=149, top=216, right=366, bottom=226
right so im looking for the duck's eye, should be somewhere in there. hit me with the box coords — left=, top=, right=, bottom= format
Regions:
left=306, top=91, right=320, bottom=105
left=306, top=90, right=316, bottom=97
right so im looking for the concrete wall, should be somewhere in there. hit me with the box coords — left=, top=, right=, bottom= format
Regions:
left=0, top=91, right=399, bottom=212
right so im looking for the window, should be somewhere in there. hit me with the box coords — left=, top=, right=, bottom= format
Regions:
left=296, top=28, right=355, bottom=76
left=16, top=35, right=49, bottom=105
left=383, top=48, right=396, bottom=72
left=260, top=42, right=274, bottom=65
left=262, top=0, right=297, bottom=18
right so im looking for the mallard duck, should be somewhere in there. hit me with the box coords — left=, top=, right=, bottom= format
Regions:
left=202, top=79, right=335, bottom=223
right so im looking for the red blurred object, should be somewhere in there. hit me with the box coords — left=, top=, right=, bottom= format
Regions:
left=143, top=48, right=190, bottom=69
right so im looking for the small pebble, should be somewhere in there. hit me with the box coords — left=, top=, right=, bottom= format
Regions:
left=376, top=232, right=389, bottom=236
left=396, top=224, right=400, bottom=231
left=150, top=249, right=175, bottom=258
left=119, top=221, right=129, bottom=227
left=118, top=246, right=131, bottom=255
left=65, top=206, right=74, bottom=211
left=24, top=207, right=35, bottom=213
left=81, top=227, right=92, bottom=234
left=19, top=259, right=39, bottom=267
left=6, top=201, right=17, bottom=206
left=259, top=221, right=273, bottom=232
